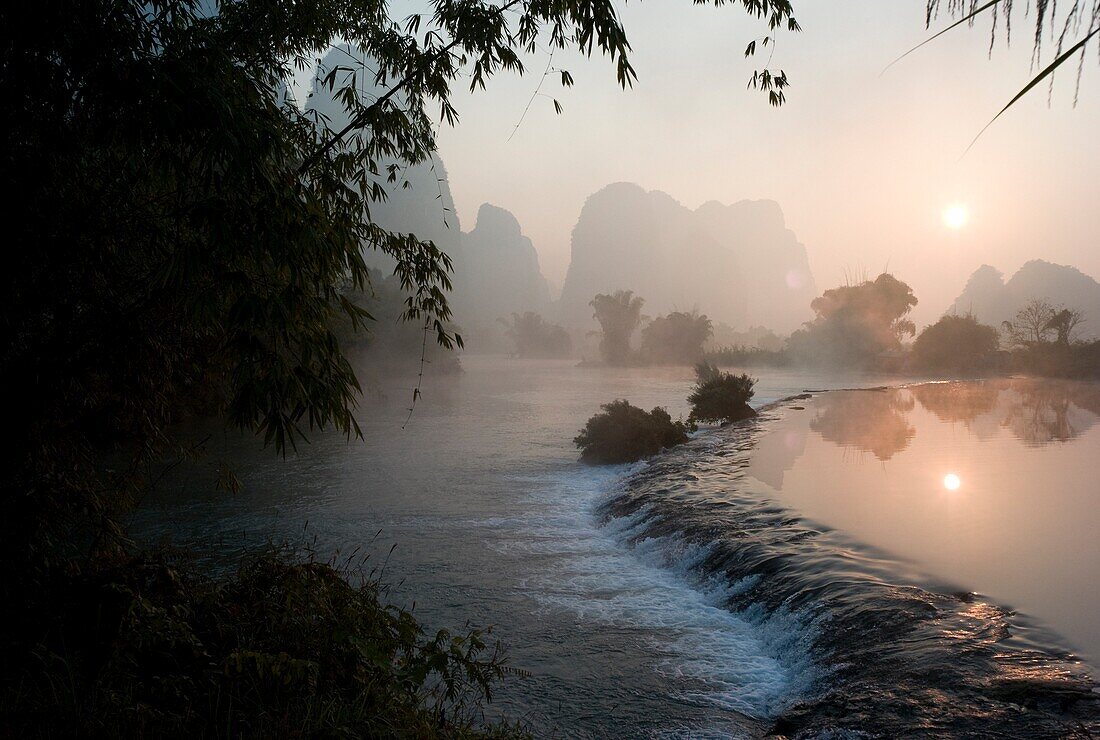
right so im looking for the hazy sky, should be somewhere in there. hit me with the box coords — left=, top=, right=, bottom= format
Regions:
left=418, top=1, right=1100, bottom=328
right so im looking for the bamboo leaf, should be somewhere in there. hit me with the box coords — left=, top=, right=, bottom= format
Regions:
left=967, top=26, right=1100, bottom=151
left=883, top=0, right=1003, bottom=74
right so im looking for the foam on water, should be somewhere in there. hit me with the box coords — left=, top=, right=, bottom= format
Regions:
left=487, top=463, right=818, bottom=720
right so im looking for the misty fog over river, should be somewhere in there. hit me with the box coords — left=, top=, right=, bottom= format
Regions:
left=133, top=359, right=1100, bottom=737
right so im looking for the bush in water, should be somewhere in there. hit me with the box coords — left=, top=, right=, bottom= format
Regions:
left=574, top=400, right=691, bottom=464
left=688, top=362, right=758, bottom=425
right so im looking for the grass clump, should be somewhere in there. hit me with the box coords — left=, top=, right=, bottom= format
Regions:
left=1, top=547, right=527, bottom=739
left=688, top=362, right=758, bottom=425
left=574, top=399, right=691, bottom=464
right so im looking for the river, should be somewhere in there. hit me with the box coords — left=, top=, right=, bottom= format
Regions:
left=132, top=357, right=1100, bottom=737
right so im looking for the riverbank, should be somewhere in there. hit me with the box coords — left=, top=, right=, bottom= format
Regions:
left=0, top=543, right=528, bottom=738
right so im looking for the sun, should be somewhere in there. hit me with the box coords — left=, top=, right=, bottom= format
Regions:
left=943, top=473, right=961, bottom=491
left=943, top=204, right=969, bottom=230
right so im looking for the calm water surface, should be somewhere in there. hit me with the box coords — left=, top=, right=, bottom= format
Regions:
left=133, top=359, right=1100, bottom=737
left=751, top=381, right=1100, bottom=664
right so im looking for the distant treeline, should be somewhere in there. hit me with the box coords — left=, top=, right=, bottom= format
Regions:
left=705, top=345, right=790, bottom=367
left=568, top=278, right=1099, bottom=378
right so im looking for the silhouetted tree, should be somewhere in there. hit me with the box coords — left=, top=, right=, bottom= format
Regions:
left=590, top=290, right=645, bottom=365
left=500, top=312, right=572, bottom=358
left=1002, top=298, right=1058, bottom=347
left=1044, top=308, right=1086, bottom=346
left=911, top=314, right=999, bottom=373
left=641, top=311, right=713, bottom=364
left=787, top=273, right=918, bottom=368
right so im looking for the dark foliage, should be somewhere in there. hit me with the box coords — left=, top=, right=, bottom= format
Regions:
left=1011, top=340, right=1100, bottom=378
left=640, top=311, right=713, bottom=365
left=911, top=314, right=1000, bottom=373
left=574, top=400, right=690, bottom=464
left=0, top=548, right=526, bottom=738
left=687, top=362, right=758, bottom=425
left=0, top=0, right=798, bottom=560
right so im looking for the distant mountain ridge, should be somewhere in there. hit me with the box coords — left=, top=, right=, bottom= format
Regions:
left=306, top=56, right=815, bottom=341
left=557, top=183, right=815, bottom=332
left=948, top=260, right=1100, bottom=339
left=451, top=203, right=553, bottom=336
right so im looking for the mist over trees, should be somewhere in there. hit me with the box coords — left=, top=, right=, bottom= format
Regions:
left=335, top=270, right=463, bottom=375
left=709, top=324, right=786, bottom=352
left=641, top=311, right=713, bottom=365
left=453, top=205, right=554, bottom=348
left=787, top=274, right=918, bottom=368
left=1002, top=299, right=1086, bottom=348
left=501, top=312, right=572, bottom=358
left=590, top=290, right=645, bottom=365
left=5, top=0, right=1100, bottom=733
left=999, top=299, right=1100, bottom=377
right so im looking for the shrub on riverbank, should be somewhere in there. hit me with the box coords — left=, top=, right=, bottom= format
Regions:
left=911, top=314, right=999, bottom=373
left=574, top=400, right=691, bottom=464
left=688, top=363, right=757, bottom=425
left=1, top=548, right=527, bottom=739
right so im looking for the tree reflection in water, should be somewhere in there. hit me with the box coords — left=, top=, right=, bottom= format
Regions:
left=1000, top=379, right=1100, bottom=446
left=911, top=379, right=1100, bottom=447
left=912, top=382, right=998, bottom=427
left=809, top=389, right=916, bottom=461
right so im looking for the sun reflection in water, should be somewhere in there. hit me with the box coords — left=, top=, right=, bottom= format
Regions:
left=943, top=473, right=961, bottom=491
